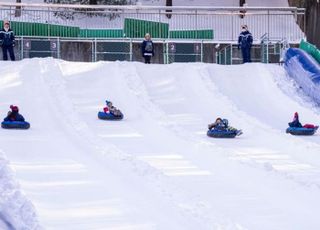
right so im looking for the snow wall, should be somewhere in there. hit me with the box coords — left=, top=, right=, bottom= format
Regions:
left=284, top=48, right=320, bottom=104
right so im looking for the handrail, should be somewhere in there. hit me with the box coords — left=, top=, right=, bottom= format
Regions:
left=0, top=3, right=306, bottom=12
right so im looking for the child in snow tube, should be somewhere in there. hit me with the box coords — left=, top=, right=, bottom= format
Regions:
left=286, top=112, right=318, bottom=135
left=1, top=105, right=30, bottom=129
left=98, top=100, right=123, bottom=120
left=207, top=118, right=242, bottom=138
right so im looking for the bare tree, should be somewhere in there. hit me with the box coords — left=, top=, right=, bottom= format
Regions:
left=15, top=0, right=21, bottom=17
left=239, top=0, right=246, bottom=18
left=166, top=0, right=172, bottom=19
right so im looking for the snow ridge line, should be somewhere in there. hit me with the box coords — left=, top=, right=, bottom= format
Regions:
left=40, top=59, right=216, bottom=229
left=122, top=62, right=320, bottom=191
left=118, top=62, right=252, bottom=229
left=201, top=64, right=320, bottom=190
left=0, top=150, right=42, bottom=230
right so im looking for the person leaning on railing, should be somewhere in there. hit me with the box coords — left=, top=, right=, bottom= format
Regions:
left=0, top=20, right=15, bottom=61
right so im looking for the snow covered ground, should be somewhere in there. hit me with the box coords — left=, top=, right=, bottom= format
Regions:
left=1, top=59, right=320, bottom=229
left=0, top=150, right=41, bottom=230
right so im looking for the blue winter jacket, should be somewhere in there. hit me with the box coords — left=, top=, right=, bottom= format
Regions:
left=288, top=119, right=302, bottom=128
left=238, top=30, right=253, bottom=49
left=141, top=40, right=154, bottom=57
left=0, top=28, right=15, bottom=47
left=4, top=111, right=25, bottom=122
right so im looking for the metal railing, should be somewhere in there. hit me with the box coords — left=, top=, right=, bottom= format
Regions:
left=10, top=36, right=216, bottom=63
left=0, top=3, right=305, bottom=42
left=216, top=33, right=291, bottom=65
left=260, top=33, right=290, bottom=63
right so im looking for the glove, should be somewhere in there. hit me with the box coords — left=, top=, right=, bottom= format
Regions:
left=12, top=41, right=15, bottom=47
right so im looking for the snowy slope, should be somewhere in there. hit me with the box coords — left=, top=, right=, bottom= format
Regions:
left=1, top=59, right=320, bottom=229
left=0, top=150, right=41, bottom=230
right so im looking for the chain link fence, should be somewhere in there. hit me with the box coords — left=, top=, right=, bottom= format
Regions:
left=5, top=36, right=295, bottom=64
left=6, top=37, right=219, bottom=64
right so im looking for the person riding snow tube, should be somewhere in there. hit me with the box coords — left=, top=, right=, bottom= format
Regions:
left=286, top=112, right=318, bottom=135
left=98, top=100, right=123, bottom=120
left=1, top=105, right=30, bottom=129
left=207, top=118, right=242, bottom=138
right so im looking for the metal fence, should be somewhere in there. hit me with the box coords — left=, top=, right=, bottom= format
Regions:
left=0, top=3, right=305, bottom=42
left=217, top=33, right=290, bottom=65
left=9, top=36, right=217, bottom=63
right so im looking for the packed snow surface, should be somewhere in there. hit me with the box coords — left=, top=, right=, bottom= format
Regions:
left=0, top=150, right=41, bottom=230
left=1, top=59, right=320, bottom=229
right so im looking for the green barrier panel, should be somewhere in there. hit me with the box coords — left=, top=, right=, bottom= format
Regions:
left=300, top=40, right=320, bottom=64
left=79, top=29, right=124, bottom=38
left=169, top=30, right=214, bottom=39
left=2, top=21, right=79, bottom=37
left=124, top=18, right=169, bottom=38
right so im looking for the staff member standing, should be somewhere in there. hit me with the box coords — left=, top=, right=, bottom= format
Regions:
left=141, top=33, right=154, bottom=64
left=0, top=20, right=15, bottom=61
left=238, top=25, right=253, bottom=63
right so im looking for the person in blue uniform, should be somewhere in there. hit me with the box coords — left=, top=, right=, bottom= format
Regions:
left=238, top=25, right=253, bottom=63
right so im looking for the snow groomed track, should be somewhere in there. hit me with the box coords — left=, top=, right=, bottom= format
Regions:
left=1, top=59, right=320, bottom=229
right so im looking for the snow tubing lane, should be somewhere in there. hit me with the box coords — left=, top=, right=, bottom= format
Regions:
left=284, top=48, right=320, bottom=104
left=98, top=111, right=124, bottom=120
left=207, top=129, right=238, bottom=138
left=286, top=126, right=318, bottom=136
left=1, top=121, right=30, bottom=129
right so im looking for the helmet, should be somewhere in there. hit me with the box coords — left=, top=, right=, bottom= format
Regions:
left=222, top=119, right=228, bottom=126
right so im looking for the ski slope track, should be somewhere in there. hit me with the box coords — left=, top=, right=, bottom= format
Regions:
left=1, top=59, right=320, bottom=230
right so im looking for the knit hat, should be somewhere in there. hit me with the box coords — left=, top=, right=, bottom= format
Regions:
left=10, top=105, right=19, bottom=112
left=3, top=20, right=9, bottom=26
left=294, top=112, right=298, bottom=118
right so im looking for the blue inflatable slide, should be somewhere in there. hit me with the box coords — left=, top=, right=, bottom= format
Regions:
left=284, top=48, right=320, bottom=104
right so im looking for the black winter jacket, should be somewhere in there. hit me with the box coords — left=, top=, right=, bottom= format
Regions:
left=0, top=28, right=15, bottom=46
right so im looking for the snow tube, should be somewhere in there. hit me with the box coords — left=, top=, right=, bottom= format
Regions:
left=1, top=121, right=30, bottom=129
left=286, top=126, right=318, bottom=136
left=98, top=111, right=123, bottom=120
left=207, top=129, right=240, bottom=138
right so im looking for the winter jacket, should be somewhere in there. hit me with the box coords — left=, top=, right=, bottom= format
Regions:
left=238, top=30, right=253, bottom=49
left=104, top=106, right=121, bottom=116
left=0, top=28, right=15, bottom=47
left=4, top=111, right=25, bottom=122
left=288, top=118, right=302, bottom=128
left=208, top=121, right=227, bottom=130
left=141, top=40, right=154, bottom=57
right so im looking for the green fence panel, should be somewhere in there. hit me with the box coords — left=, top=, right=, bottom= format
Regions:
left=169, top=30, right=214, bottom=39
left=300, top=40, right=320, bottom=64
left=79, top=29, right=124, bottom=38
left=7, top=21, right=79, bottom=37
left=124, top=18, right=169, bottom=38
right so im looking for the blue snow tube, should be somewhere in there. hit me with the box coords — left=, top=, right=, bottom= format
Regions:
left=1, top=121, right=30, bottom=129
left=207, top=129, right=239, bottom=138
left=286, top=126, right=318, bottom=136
left=98, top=111, right=124, bottom=120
